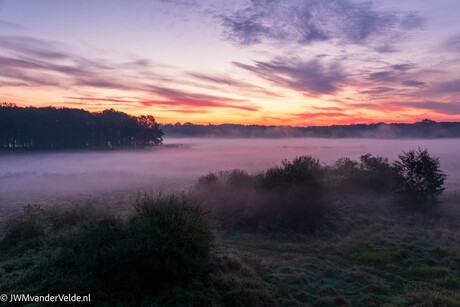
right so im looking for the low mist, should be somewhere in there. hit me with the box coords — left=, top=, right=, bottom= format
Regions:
left=1, top=137, right=460, bottom=207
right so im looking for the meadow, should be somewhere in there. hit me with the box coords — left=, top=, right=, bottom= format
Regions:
left=0, top=138, right=459, bottom=306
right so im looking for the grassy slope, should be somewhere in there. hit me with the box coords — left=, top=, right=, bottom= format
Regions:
left=219, top=195, right=460, bottom=306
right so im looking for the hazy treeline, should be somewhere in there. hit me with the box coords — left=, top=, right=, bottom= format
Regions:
left=162, top=119, right=460, bottom=138
left=0, top=104, right=163, bottom=149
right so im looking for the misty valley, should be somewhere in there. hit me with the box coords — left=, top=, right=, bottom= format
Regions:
left=1, top=137, right=460, bottom=206
left=3, top=0, right=460, bottom=305
left=0, top=138, right=459, bottom=306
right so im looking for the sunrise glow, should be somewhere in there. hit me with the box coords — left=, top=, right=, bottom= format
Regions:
left=1, top=0, right=460, bottom=126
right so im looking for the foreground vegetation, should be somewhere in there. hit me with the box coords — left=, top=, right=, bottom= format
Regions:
left=0, top=150, right=458, bottom=306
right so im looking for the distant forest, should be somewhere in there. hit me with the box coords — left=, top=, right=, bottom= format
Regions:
left=161, top=119, right=460, bottom=138
left=162, top=120, right=460, bottom=138
left=0, top=104, right=163, bottom=150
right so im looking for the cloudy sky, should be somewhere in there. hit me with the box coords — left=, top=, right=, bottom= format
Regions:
left=1, top=0, right=460, bottom=126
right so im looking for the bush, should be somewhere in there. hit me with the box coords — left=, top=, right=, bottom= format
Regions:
left=359, top=154, right=394, bottom=193
left=259, top=156, right=323, bottom=189
left=257, top=156, right=325, bottom=231
left=196, top=156, right=326, bottom=232
left=45, top=194, right=215, bottom=295
left=129, top=194, right=215, bottom=282
left=1, top=205, right=45, bottom=249
left=43, top=203, right=105, bottom=231
left=195, top=169, right=258, bottom=220
left=0, top=203, right=109, bottom=254
left=197, top=169, right=254, bottom=189
left=331, top=154, right=394, bottom=194
left=392, top=148, right=446, bottom=207
left=334, top=157, right=359, bottom=174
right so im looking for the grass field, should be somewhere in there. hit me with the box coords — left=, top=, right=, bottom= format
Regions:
left=216, top=193, right=460, bottom=306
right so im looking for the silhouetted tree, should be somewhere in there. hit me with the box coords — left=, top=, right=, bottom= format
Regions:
left=392, top=148, right=446, bottom=207
left=0, top=104, right=163, bottom=150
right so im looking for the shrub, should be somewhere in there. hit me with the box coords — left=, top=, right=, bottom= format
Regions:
left=259, top=156, right=323, bottom=189
left=195, top=170, right=260, bottom=227
left=226, top=169, right=255, bottom=188
left=45, top=194, right=215, bottom=294
left=196, top=156, right=326, bottom=232
left=256, top=157, right=325, bottom=231
left=198, top=172, right=219, bottom=186
left=331, top=157, right=362, bottom=192
left=43, top=203, right=105, bottom=231
left=330, top=154, right=394, bottom=194
left=359, top=154, right=394, bottom=193
left=129, top=194, right=215, bottom=282
left=392, top=148, right=446, bottom=207
left=334, top=157, right=359, bottom=174
left=1, top=205, right=45, bottom=249
left=197, top=169, right=254, bottom=189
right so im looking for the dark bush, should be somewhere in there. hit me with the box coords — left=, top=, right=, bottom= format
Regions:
left=330, top=154, right=394, bottom=194
left=226, top=169, right=255, bottom=188
left=128, top=194, right=215, bottom=282
left=392, top=148, right=446, bottom=207
left=45, top=194, right=215, bottom=295
left=195, top=170, right=259, bottom=225
left=331, top=157, right=362, bottom=191
left=257, top=156, right=325, bottom=231
left=43, top=203, right=105, bottom=231
left=1, top=205, right=45, bottom=249
left=196, top=156, right=326, bottom=232
left=197, top=169, right=254, bottom=189
left=198, top=172, right=219, bottom=186
left=258, top=156, right=322, bottom=189
left=0, top=203, right=110, bottom=256
left=359, top=154, right=394, bottom=193
left=334, top=157, right=359, bottom=174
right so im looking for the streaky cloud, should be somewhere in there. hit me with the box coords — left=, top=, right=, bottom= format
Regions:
left=436, top=79, right=460, bottom=93
left=368, top=71, right=394, bottom=82
left=0, top=34, right=261, bottom=112
left=391, top=64, right=414, bottom=71
left=66, top=92, right=259, bottom=112
left=292, top=112, right=351, bottom=120
left=146, top=85, right=259, bottom=111
left=359, top=87, right=394, bottom=94
left=0, top=36, right=69, bottom=59
left=311, top=106, right=344, bottom=111
left=443, top=33, right=460, bottom=52
left=402, top=80, right=426, bottom=87
left=399, top=13, right=425, bottom=30
left=395, top=101, right=460, bottom=115
left=234, top=58, right=346, bottom=96
left=0, top=20, right=25, bottom=30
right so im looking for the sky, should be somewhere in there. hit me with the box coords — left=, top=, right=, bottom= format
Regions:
left=0, top=0, right=460, bottom=126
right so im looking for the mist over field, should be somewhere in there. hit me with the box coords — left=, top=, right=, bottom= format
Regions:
left=1, top=137, right=460, bottom=207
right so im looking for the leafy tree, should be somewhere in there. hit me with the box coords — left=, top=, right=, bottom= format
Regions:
left=392, top=148, right=446, bottom=207
left=0, top=105, right=163, bottom=150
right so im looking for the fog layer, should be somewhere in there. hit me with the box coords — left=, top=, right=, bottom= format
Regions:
left=1, top=138, right=459, bottom=206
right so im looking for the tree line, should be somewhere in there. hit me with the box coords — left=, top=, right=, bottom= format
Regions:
left=0, top=104, right=163, bottom=150
left=161, top=119, right=460, bottom=138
